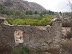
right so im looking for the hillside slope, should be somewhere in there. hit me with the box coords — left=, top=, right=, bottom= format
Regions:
left=0, top=0, right=46, bottom=12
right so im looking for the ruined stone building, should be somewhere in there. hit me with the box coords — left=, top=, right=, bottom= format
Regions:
left=0, top=17, right=72, bottom=54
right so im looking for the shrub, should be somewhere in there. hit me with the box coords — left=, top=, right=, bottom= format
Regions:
left=25, top=19, right=40, bottom=26
left=10, top=10, right=25, bottom=19
left=7, top=17, right=52, bottom=26
left=40, top=17, right=52, bottom=26
left=47, top=10, right=54, bottom=15
left=0, top=4, right=6, bottom=10
left=25, top=11, right=33, bottom=15
left=0, top=4, right=11, bottom=15
left=11, top=46, right=29, bottom=54
left=6, top=16, right=15, bottom=24
left=13, top=19, right=25, bottom=25
left=34, top=11, right=38, bottom=14
left=39, top=12, right=43, bottom=16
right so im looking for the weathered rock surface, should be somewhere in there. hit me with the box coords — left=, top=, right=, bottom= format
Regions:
left=0, top=0, right=46, bottom=12
left=0, top=17, right=72, bottom=54
left=0, top=17, right=64, bottom=54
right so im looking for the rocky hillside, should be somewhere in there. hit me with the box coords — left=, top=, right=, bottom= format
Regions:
left=0, top=0, right=46, bottom=12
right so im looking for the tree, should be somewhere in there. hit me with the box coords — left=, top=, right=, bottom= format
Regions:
left=40, top=17, right=52, bottom=26
left=39, top=12, right=43, bottom=16
left=29, top=10, right=33, bottom=15
left=34, top=11, right=38, bottom=14
left=13, top=19, right=25, bottom=25
left=59, top=12, right=62, bottom=14
left=42, top=11, right=47, bottom=14
left=47, top=10, right=54, bottom=15
left=0, top=4, right=5, bottom=10
left=25, top=11, right=33, bottom=15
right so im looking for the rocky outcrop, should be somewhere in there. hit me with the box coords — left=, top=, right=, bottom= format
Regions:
left=0, top=0, right=46, bottom=12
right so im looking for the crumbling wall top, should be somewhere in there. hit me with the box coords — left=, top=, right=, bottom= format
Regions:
left=0, top=17, right=6, bottom=23
left=0, top=17, right=9, bottom=25
left=52, top=18, right=62, bottom=22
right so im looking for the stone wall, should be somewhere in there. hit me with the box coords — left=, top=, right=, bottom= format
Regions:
left=0, top=18, right=63, bottom=54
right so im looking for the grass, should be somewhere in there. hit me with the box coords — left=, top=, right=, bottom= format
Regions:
left=11, top=46, right=29, bottom=54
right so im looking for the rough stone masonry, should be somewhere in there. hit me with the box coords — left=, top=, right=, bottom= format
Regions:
left=0, top=17, right=63, bottom=54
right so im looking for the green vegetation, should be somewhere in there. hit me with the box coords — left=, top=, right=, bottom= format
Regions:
left=6, top=9, right=53, bottom=26
left=25, top=10, right=33, bottom=15
left=39, top=12, right=43, bottom=16
left=0, top=4, right=9, bottom=15
left=0, top=4, right=55, bottom=26
left=9, top=17, right=52, bottom=26
left=11, top=46, right=41, bottom=54
left=34, top=11, right=38, bottom=14
left=11, top=46, right=30, bottom=54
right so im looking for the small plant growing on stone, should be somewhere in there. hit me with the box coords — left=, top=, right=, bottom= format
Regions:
left=11, top=46, right=30, bottom=54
